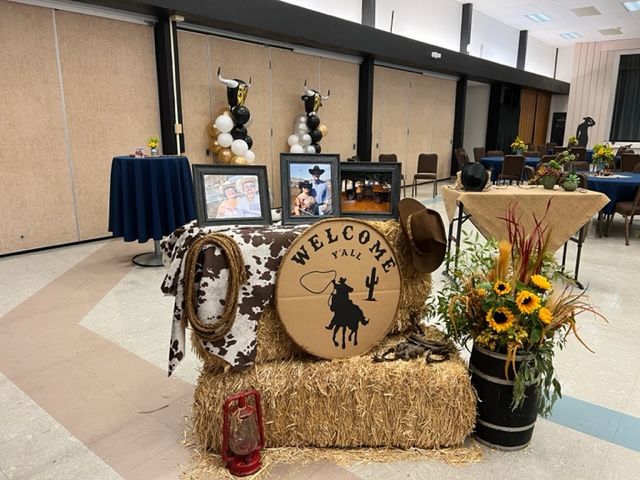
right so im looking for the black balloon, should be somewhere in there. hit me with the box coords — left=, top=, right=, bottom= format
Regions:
left=306, top=114, right=320, bottom=129
left=309, top=129, right=323, bottom=143
left=232, top=105, right=251, bottom=125
left=231, top=125, right=247, bottom=140
left=244, top=135, right=253, bottom=150
left=312, top=143, right=321, bottom=153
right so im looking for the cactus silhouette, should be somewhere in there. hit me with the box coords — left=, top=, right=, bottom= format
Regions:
left=365, top=267, right=379, bottom=301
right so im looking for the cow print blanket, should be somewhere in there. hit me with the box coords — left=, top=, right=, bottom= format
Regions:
left=161, top=220, right=308, bottom=376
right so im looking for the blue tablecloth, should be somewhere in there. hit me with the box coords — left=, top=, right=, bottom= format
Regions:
left=480, top=156, right=540, bottom=181
left=586, top=173, right=640, bottom=215
left=108, top=155, right=196, bottom=242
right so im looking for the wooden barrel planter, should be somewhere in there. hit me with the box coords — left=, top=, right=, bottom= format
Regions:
left=469, top=344, right=539, bottom=451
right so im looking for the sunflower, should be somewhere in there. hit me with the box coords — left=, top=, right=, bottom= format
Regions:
left=493, top=280, right=511, bottom=296
left=486, top=307, right=515, bottom=332
left=531, top=274, right=551, bottom=291
left=516, top=290, right=541, bottom=314
left=538, top=307, right=553, bottom=325
left=476, top=288, right=486, bottom=297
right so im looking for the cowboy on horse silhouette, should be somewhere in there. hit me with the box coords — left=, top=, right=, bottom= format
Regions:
left=325, top=277, right=369, bottom=349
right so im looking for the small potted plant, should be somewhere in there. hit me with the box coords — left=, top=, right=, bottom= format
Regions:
left=561, top=172, right=580, bottom=191
left=532, top=159, right=563, bottom=189
left=148, top=136, right=160, bottom=157
left=510, top=136, right=527, bottom=155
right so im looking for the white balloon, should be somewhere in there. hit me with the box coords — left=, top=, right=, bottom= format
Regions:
left=300, top=134, right=312, bottom=146
left=290, top=144, right=304, bottom=153
left=299, top=115, right=308, bottom=123
left=304, top=145, right=316, bottom=154
left=245, top=150, right=256, bottom=164
left=231, top=139, right=249, bottom=156
left=297, top=123, right=308, bottom=132
left=287, top=134, right=300, bottom=147
left=218, top=132, right=233, bottom=147
left=214, top=115, right=234, bottom=133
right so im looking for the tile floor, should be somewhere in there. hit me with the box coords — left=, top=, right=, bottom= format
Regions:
left=1, top=181, right=639, bottom=479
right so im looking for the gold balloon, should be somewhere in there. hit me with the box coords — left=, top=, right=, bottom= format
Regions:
left=318, top=124, right=328, bottom=137
left=208, top=139, right=222, bottom=154
left=217, top=148, right=233, bottom=164
left=232, top=155, right=247, bottom=165
left=206, top=122, right=220, bottom=138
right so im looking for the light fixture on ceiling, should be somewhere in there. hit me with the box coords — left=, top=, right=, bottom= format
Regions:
left=560, top=32, right=582, bottom=39
left=622, top=1, right=640, bottom=12
left=570, top=6, right=602, bottom=17
left=599, top=27, right=623, bottom=36
left=525, top=13, right=551, bottom=23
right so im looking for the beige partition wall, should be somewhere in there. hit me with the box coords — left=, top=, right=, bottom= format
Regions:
left=0, top=1, right=77, bottom=253
left=373, top=65, right=455, bottom=182
left=56, top=11, right=160, bottom=240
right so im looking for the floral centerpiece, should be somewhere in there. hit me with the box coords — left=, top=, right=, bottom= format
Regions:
left=510, top=136, right=527, bottom=154
left=428, top=204, right=605, bottom=417
left=147, top=136, right=160, bottom=156
left=532, top=159, right=563, bottom=189
left=556, top=149, right=575, bottom=167
left=592, top=142, right=614, bottom=172
left=567, top=135, right=578, bottom=148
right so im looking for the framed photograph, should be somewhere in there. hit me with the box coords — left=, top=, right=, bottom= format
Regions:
left=192, top=165, right=271, bottom=226
left=280, top=153, right=341, bottom=224
left=339, top=162, right=401, bottom=220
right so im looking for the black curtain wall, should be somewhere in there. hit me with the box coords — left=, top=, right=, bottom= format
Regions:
left=610, top=54, right=640, bottom=142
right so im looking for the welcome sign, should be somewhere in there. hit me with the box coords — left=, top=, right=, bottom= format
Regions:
left=276, top=219, right=401, bottom=359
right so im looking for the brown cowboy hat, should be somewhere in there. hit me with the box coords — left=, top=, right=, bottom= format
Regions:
left=308, top=165, right=325, bottom=176
left=398, top=198, right=447, bottom=273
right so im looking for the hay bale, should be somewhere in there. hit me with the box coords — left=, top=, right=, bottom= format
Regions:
left=191, top=331, right=476, bottom=452
left=191, top=220, right=432, bottom=366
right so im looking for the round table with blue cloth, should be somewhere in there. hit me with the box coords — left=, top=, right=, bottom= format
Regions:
left=480, top=156, right=540, bottom=182
left=586, top=172, right=640, bottom=215
left=108, top=155, right=196, bottom=265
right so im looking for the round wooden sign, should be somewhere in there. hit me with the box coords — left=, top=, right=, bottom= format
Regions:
left=276, top=219, right=401, bottom=359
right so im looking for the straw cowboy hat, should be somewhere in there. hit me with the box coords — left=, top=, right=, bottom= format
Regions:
left=219, top=180, right=236, bottom=195
left=236, top=176, right=256, bottom=191
left=308, top=165, right=325, bottom=176
left=398, top=198, right=447, bottom=274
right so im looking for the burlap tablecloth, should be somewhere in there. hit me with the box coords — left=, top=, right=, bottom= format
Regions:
left=442, top=185, right=609, bottom=252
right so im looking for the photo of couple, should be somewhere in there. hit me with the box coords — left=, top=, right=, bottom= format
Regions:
left=290, top=165, right=333, bottom=217
left=204, top=174, right=262, bottom=219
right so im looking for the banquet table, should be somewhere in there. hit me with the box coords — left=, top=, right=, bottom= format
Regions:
left=108, top=155, right=196, bottom=266
left=480, top=156, right=540, bottom=181
left=442, top=185, right=608, bottom=286
left=586, top=173, right=640, bottom=215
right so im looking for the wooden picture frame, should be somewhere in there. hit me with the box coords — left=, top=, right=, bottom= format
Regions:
left=339, top=162, right=401, bottom=220
left=192, top=164, right=271, bottom=226
left=280, top=153, right=341, bottom=224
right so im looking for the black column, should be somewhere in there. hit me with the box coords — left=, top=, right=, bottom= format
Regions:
left=362, top=0, right=375, bottom=27
left=517, top=30, right=528, bottom=70
left=357, top=56, right=375, bottom=162
left=451, top=77, right=467, bottom=175
left=460, top=3, right=472, bottom=54
left=154, top=18, right=185, bottom=154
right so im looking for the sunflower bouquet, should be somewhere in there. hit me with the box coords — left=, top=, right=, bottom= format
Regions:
left=428, top=202, right=605, bottom=415
left=592, top=142, right=614, bottom=170
left=510, top=136, right=527, bottom=153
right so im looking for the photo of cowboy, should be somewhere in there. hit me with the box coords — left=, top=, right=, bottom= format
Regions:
left=203, top=174, right=263, bottom=220
left=288, top=163, right=333, bottom=217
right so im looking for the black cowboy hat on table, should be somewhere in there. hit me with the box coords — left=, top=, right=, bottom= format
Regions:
left=398, top=198, right=447, bottom=274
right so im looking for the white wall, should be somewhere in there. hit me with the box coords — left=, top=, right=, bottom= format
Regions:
left=277, top=0, right=362, bottom=23
left=375, top=0, right=461, bottom=52
left=555, top=47, right=574, bottom=82
left=525, top=36, right=556, bottom=78
left=469, top=10, right=518, bottom=67
left=463, top=82, right=490, bottom=159
left=546, top=95, right=569, bottom=142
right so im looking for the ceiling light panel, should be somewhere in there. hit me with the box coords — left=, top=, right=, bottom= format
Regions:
left=598, top=27, right=623, bottom=36
left=622, top=1, right=640, bottom=12
left=570, top=6, right=602, bottom=17
left=525, top=13, right=552, bottom=22
left=560, top=32, right=582, bottom=39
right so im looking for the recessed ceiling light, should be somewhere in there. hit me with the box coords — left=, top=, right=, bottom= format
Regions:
left=622, top=1, right=640, bottom=12
left=570, top=6, right=602, bottom=17
left=599, top=27, right=623, bottom=36
left=560, top=32, right=582, bottom=39
left=525, top=13, right=552, bottom=22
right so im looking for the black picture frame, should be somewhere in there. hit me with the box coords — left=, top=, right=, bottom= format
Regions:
left=339, top=162, right=401, bottom=220
left=280, top=153, right=341, bottom=224
left=192, top=164, right=271, bottom=226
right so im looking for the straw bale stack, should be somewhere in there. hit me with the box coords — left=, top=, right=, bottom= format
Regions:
left=191, top=330, right=476, bottom=452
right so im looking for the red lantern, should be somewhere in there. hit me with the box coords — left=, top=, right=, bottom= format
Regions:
left=221, top=388, right=265, bottom=477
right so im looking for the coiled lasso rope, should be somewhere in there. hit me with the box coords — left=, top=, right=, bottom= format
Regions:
left=183, top=233, right=248, bottom=342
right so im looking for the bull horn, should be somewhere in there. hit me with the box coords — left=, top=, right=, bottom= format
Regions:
left=321, top=89, right=331, bottom=100
left=217, top=66, right=238, bottom=88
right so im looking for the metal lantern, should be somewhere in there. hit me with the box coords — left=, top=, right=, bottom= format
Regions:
left=221, top=389, right=265, bottom=477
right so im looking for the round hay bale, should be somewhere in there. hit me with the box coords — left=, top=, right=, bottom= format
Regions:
left=191, top=331, right=476, bottom=452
